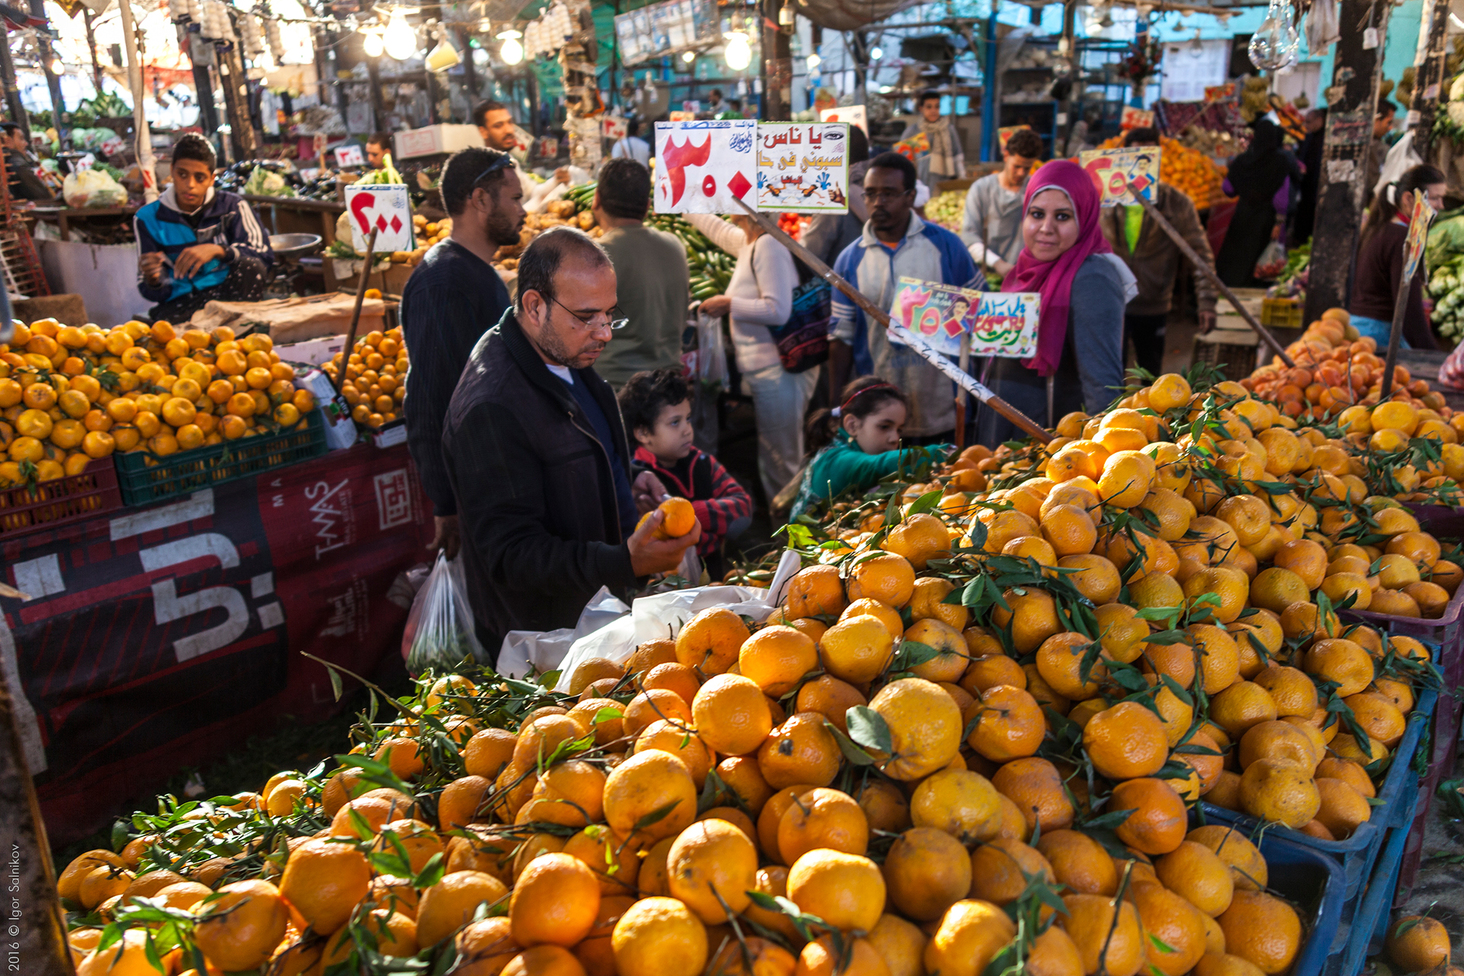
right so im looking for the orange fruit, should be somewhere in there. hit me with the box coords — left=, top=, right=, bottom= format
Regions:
left=1131, top=881, right=1208, bottom=976
left=665, top=818, right=757, bottom=923
left=778, top=786, right=869, bottom=864
left=795, top=675, right=868, bottom=733
left=602, top=750, right=696, bottom=843
left=799, top=936, right=891, bottom=976
left=757, top=712, right=841, bottom=789
left=1083, top=701, right=1169, bottom=780
left=819, top=615, right=895, bottom=684
left=509, top=853, right=600, bottom=948
left=882, top=827, right=972, bottom=921
left=192, top=879, right=289, bottom=972
left=691, top=674, right=772, bottom=756
left=416, top=871, right=511, bottom=947
left=991, top=756, right=1075, bottom=833
left=1386, top=916, right=1452, bottom=973
left=787, top=849, right=886, bottom=932
left=1038, top=830, right=1118, bottom=896
left=1110, top=777, right=1187, bottom=854
left=785, top=565, right=849, bottom=618
left=849, top=552, right=917, bottom=607
left=1060, top=893, right=1145, bottom=976
left=1217, top=891, right=1301, bottom=975
left=965, top=684, right=1044, bottom=761
left=968, top=836, right=1055, bottom=905
left=924, top=899, right=1017, bottom=976
left=1156, top=840, right=1234, bottom=917
left=278, top=837, right=370, bottom=934
left=870, top=677, right=963, bottom=780
left=910, top=768, right=1003, bottom=845
left=675, top=607, right=750, bottom=676
left=739, top=626, right=818, bottom=696
left=1237, top=759, right=1320, bottom=828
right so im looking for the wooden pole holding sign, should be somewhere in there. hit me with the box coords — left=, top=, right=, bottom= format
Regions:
left=1380, top=194, right=1436, bottom=399
left=335, top=227, right=379, bottom=397
left=955, top=334, right=971, bottom=450
left=732, top=199, right=1053, bottom=443
left=1123, top=179, right=1294, bottom=368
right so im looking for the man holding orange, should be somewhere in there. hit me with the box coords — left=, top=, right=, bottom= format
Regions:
left=442, top=227, right=699, bottom=658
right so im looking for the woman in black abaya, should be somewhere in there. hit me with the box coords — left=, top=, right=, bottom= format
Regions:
left=1215, top=118, right=1302, bottom=287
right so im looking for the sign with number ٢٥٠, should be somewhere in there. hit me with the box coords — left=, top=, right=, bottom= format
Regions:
left=890, top=277, right=1040, bottom=358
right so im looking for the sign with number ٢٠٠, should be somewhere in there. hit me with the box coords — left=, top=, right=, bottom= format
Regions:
left=343, top=184, right=414, bottom=253
left=1079, top=146, right=1161, bottom=207
left=890, top=277, right=1040, bottom=358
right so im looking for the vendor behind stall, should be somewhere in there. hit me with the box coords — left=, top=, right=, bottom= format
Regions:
left=366, top=133, right=392, bottom=170
left=473, top=99, right=573, bottom=212
left=134, top=134, right=272, bottom=323
left=0, top=123, right=51, bottom=201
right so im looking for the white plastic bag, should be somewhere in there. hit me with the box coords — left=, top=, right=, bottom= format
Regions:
left=62, top=168, right=126, bottom=208
left=401, top=551, right=486, bottom=674
left=694, top=309, right=729, bottom=391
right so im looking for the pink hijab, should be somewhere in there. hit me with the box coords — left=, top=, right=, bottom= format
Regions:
left=1001, top=159, right=1111, bottom=377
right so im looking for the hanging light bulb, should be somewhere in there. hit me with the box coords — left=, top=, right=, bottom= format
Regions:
left=498, top=29, right=524, bottom=65
left=363, top=30, right=385, bottom=57
left=778, top=0, right=794, bottom=27
left=869, top=44, right=883, bottom=60
left=724, top=30, right=751, bottom=70
left=807, top=53, right=820, bottom=69
left=682, top=50, right=696, bottom=63
left=1248, top=0, right=1299, bottom=71
left=383, top=8, right=418, bottom=60
left=48, top=56, right=62, bottom=74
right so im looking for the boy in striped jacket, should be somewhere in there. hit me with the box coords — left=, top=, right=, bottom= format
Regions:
left=620, top=368, right=752, bottom=580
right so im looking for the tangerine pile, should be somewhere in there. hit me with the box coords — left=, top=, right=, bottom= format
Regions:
left=0, top=317, right=312, bottom=485
left=321, top=328, right=407, bottom=430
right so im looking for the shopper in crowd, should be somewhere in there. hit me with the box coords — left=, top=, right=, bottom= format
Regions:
left=720, top=98, right=745, bottom=121
left=1099, top=127, right=1217, bottom=374
left=828, top=152, right=979, bottom=443
left=961, top=126, right=1044, bottom=278
left=400, top=148, right=526, bottom=560
left=704, top=89, right=725, bottom=117
left=619, top=368, right=752, bottom=578
left=1349, top=163, right=1446, bottom=351
left=135, top=133, right=272, bottom=324
left=365, top=133, right=393, bottom=170
left=901, top=90, right=965, bottom=186
left=443, top=228, right=698, bottom=655
left=609, top=119, right=651, bottom=166
left=979, top=159, right=1133, bottom=446
left=791, top=378, right=949, bottom=519
left=686, top=208, right=810, bottom=504
left=1366, top=101, right=1398, bottom=206
left=802, top=125, right=871, bottom=269
left=1293, top=108, right=1327, bottom=244
left=473, top=99, right=570, bottom=209
left=1215, top=117, right=1301, bottom=287
left=590, top=158, right=690, bottom=388
left=0, top=122, right=50, bottom=201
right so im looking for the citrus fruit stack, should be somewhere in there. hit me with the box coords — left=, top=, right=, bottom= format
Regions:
left=0, top=317, right=313, bottom=487
left=68, top=557, right=1325, bottom=976
left=321, top=327, right=407, bottom=430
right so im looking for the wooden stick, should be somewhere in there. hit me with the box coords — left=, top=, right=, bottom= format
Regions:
left=732, top=199, right=1053, bottom=443
left=1379, top=270, right=1411, bottom=400
left=333, top=227, right=378, bottom=396
left=1124, top=180, right=1295, bottom=368
left=955, top=333, right=970, bottom=449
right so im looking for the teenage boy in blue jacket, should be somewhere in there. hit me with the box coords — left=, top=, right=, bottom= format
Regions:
left=134, top=133, right=273, bottom=322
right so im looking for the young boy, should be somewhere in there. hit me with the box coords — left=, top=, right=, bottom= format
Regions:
left=618, top=369, right=752, bottom=578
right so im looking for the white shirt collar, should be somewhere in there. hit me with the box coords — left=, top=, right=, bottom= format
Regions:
left=546, top=362, right=573, bottom=384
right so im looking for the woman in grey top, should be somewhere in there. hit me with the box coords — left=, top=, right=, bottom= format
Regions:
left=978, top=159, right=1135, bottom=446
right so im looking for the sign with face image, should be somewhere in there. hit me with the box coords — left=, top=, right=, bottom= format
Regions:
left=890, top=277, right=1040, bottom=358
left=1079, top=146, right=1160, bottom=206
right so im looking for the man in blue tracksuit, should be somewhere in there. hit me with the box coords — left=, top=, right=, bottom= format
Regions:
left=134, top=133, right=273, bottom=323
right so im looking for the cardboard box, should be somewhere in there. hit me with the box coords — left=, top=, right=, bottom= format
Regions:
left=278, top=334, right=347, bottom=367
left=394, top=124, right=485, bottom=160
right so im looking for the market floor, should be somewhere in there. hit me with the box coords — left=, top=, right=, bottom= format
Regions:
left=1390, top=746, right=1464, bottom=955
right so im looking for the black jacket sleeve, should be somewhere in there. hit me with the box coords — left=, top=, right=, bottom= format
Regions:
left=448, top=399, right=638, bottom=599
left=8, top=154, right=50, bottom=201
left=402, top=288, right=474, bottom=517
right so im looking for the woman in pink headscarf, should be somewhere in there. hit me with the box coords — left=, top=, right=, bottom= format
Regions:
left=977, top=159, right=1135, bottom=446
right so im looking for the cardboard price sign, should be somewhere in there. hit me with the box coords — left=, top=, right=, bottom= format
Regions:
left=1079, top=146, right=1160, bottom=207
left=1121, top=106, right=1155, bottom=130
left=1404, top=192, right=1437, bottom=282
left=756, top=123, right=850, bottom=213
left=603, top=116, right=629, bottom=140
left=343, top=184, right=414, bottom=252
left=333, top=143, right=365, bottom=168
left=890, top=277, right=1040, bottom=358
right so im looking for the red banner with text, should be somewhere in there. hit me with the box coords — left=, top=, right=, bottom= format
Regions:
left=0, top=442, right=432, bottom=845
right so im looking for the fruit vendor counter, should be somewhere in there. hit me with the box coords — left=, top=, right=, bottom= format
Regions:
left=244, top=194, right=347, bottom=290
left=0, top=438, right=432, bottom=845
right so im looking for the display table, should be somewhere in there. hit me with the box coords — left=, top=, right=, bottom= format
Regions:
left=244, top=194, right=346, bottom=290
left=28, top=205, right=138, bottom=242
left=1, top=439, right=431, bottom=844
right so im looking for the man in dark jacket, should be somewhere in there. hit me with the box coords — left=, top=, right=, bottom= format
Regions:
left=443, top=227, right=699, bottom=655
left=401, top=147, right=524, bottom=561
left=1099, top=127, right=1218, bottom=375
left=0, top=123, right=50, bottom=201
left=134, top=133, right=272, bottom=322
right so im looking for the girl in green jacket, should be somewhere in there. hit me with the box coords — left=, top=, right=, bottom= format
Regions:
left=790, top=378, right=951, bottom=519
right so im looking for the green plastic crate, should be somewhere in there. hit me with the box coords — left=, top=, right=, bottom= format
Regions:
left=115, top=410, right=327, bottom=507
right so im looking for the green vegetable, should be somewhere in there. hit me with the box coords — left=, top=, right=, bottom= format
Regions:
left=356, top=152, right=403, bottom=186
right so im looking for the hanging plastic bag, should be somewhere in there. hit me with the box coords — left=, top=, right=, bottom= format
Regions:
left=694, top=308, right=729, bottom=391
left=401, top=551, right=486, bottom=675
left=1254, top=238, right=1287, bottom=280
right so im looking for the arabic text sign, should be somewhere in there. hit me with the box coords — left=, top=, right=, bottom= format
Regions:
left=820, top=104, right=868, bottom=135
left=1404, top=192, right=1437, bottom=282
left=756, top=123, right=850, bottom=214
left=889, top=277, right=1040, bottom=358
left=654, top=119, right=757, bottom=214
left=1079, top=146, right=1160, bottom=207
left=343, top=184, right=414, bottom=252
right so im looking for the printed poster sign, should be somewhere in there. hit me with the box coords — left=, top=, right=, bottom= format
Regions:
left=342, top=184, right=414, bottom=252
left=889, top=276, right=1041, bottom=358
left=1404, top=193, right=1436, bottom=282
left=603, top=116, right=629, bottom=140
left=654, top=119, right=757, bottom=213
left=1079, top=146, right=1160, bottom=207
left=756, top=122, right=850, bottom=213
left=820, top=104, right=868, bottom=135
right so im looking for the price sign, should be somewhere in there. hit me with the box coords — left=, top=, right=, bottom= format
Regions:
left=603, top=116, right=629, bottom=140
left=890, top=277, right=1040, bottom=357
left=820, top=104, right=868, bottom=136
left=333, top=143, right=365, bottom=168
left=1121, top=106, right=1155, bottom=130
left=1079, top=146, right=1160, bottom=206
left=343, top=184, right=414, bottom=253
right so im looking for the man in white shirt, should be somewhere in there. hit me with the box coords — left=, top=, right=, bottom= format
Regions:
left=474, top=99, right=571, bottom=210
left=610, top=119, right=652, bottom=166
left=960, top=127, right=1043, bottom=277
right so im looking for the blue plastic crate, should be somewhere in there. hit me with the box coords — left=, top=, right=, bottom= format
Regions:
left=1333, top=775, right=1423, bottom=976
left=1252, top=826, right=1348, bottom=976
left=1199, top=687, right=1438, bottom=911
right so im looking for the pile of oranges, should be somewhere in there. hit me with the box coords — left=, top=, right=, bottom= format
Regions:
left=0, top=317, right=313, bottom=487
left=321, top=328, right=406, bottom=430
